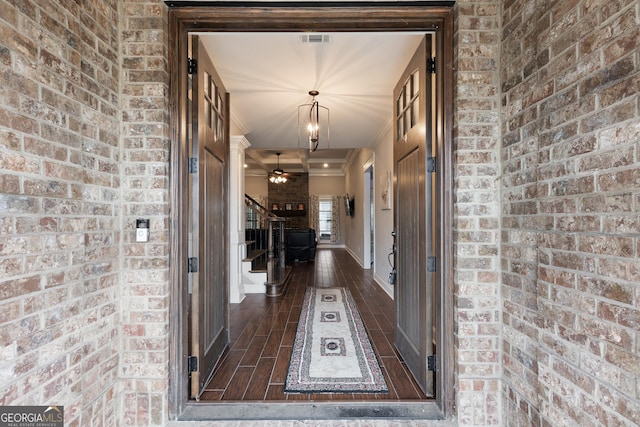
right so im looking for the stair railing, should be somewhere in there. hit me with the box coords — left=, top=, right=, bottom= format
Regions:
left=244, top=195, right=286, bottom=296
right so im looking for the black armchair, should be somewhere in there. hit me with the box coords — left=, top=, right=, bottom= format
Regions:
left=285, top=228, right=317, bottom=263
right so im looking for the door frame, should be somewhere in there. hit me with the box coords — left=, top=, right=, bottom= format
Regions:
left=168, top=2, right=455, bottom=421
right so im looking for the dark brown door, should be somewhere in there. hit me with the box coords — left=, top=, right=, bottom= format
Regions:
left=189, top=36, right=229, bottom=398
left=393, top=35, right=436, bottom=396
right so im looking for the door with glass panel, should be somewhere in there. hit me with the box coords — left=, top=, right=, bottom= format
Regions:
left=393, top=34, right=436, bottom=397
left=189, top=36, right=230, bottom=399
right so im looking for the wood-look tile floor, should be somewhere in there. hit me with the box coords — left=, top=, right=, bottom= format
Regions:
left=200, top=248, right=429, bottom=402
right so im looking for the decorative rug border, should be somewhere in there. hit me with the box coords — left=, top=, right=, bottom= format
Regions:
left=285, top=287, right=388, bottom=393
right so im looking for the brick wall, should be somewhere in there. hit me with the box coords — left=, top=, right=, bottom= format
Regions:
left=4, top=1, right=637, bottom=426
left=0, top=0, right=121, bottom=425
left=119, top=1, right=170, bottom=425
left=454, top=1, right=503, bottom=425
left=269, top=173, right=309, bottom=229
left=501, top=0, right=640, bottom=425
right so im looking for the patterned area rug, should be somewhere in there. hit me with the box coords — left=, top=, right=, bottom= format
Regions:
left=285, top=287, right=388, bottom=393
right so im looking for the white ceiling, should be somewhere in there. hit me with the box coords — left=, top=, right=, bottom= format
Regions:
left=200, top=32, right=424, bottom=175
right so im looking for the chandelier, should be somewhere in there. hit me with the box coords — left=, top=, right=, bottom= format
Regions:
left=298, top=90, right=329, bottom=152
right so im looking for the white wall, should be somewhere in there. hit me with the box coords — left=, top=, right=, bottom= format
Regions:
left=245, top=175, right=267, bottom=199
left=343, top=129, right=395, bottom=297
left=344, top=148, right=372, bottom=267
left=372, top=127, right=395, bottom=297
left=309, top=175, right=344, bottom=195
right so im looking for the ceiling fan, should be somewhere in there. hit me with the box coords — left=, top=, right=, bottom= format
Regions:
left=270, top=152, right=302, bottom=180
left=272, top=152, right=285, bottom=176
left=269, top=152, right=289, bottom=184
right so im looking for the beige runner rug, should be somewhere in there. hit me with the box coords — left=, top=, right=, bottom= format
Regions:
left=285, top=287, right=388, bottom=393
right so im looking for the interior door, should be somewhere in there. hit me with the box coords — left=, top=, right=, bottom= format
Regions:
left=393, top=35, right=436, bottom=396
left=189, top=36, right=230, bottom=398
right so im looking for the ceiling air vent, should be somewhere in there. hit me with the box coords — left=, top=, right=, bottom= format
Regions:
left=300, top=34, right=331, bottom=44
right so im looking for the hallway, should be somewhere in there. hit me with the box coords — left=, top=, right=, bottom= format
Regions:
left=200, top=248, right=429, bottom=401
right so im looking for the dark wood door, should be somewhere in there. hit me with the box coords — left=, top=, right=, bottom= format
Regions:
left=190, top=36, right=229, bottom=399
left=393, top=35, right=436, bottom=396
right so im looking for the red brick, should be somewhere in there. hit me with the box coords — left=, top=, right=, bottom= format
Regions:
left=0, top=275, right=41, bottom=301
left=598, top=302, right=640, bottom=330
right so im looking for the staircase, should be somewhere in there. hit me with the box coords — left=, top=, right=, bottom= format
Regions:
left=244, top=228, right=268, bottom=272
left=243, top=195, right=291, bottom=296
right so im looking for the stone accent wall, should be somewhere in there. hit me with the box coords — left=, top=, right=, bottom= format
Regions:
left=268, top=173, right=309, bottom=229
left=453, top=1, right=503, bottom=425
left=0, top=0, right=121, bottom=425
left=501, top=1, right=640, bottom=425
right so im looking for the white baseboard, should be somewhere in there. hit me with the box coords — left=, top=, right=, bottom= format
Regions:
left=317, top=243, right=345, bottom=249
left=243, top=283, right=265, bottom=294
left=345, top=246, right=364, bottom=267
left=344, top=248, right=394, bottom=299
left=373, top=274, right=394, bottom=299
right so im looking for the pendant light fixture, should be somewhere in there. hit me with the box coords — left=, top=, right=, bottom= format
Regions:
left=298, top=90, right=329, bottom=152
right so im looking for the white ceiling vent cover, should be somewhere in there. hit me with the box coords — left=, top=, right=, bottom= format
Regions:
left=300, top=34, right=331, bottom=44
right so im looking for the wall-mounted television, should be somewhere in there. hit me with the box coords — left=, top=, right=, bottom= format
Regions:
left=343, top=194, right=355, bottom=217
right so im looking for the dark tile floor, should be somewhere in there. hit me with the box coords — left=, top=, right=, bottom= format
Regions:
left=200, top=248, right=428, bottom=402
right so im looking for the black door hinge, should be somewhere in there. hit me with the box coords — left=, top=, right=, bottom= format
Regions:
left=188, top=257, right=198, bottom=273
left=427, top=256, right=437, bottom=272
left=427, top=57, right=436, bottom=74
left=188, top=58, right=198, bottom=75
left=188, top=356, right=198, bottom=372
left=188, top=157, right=198, bottom=173
left=427, top=355, right=437, bottom=371
left=427, top=157, right=437, bottom=173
